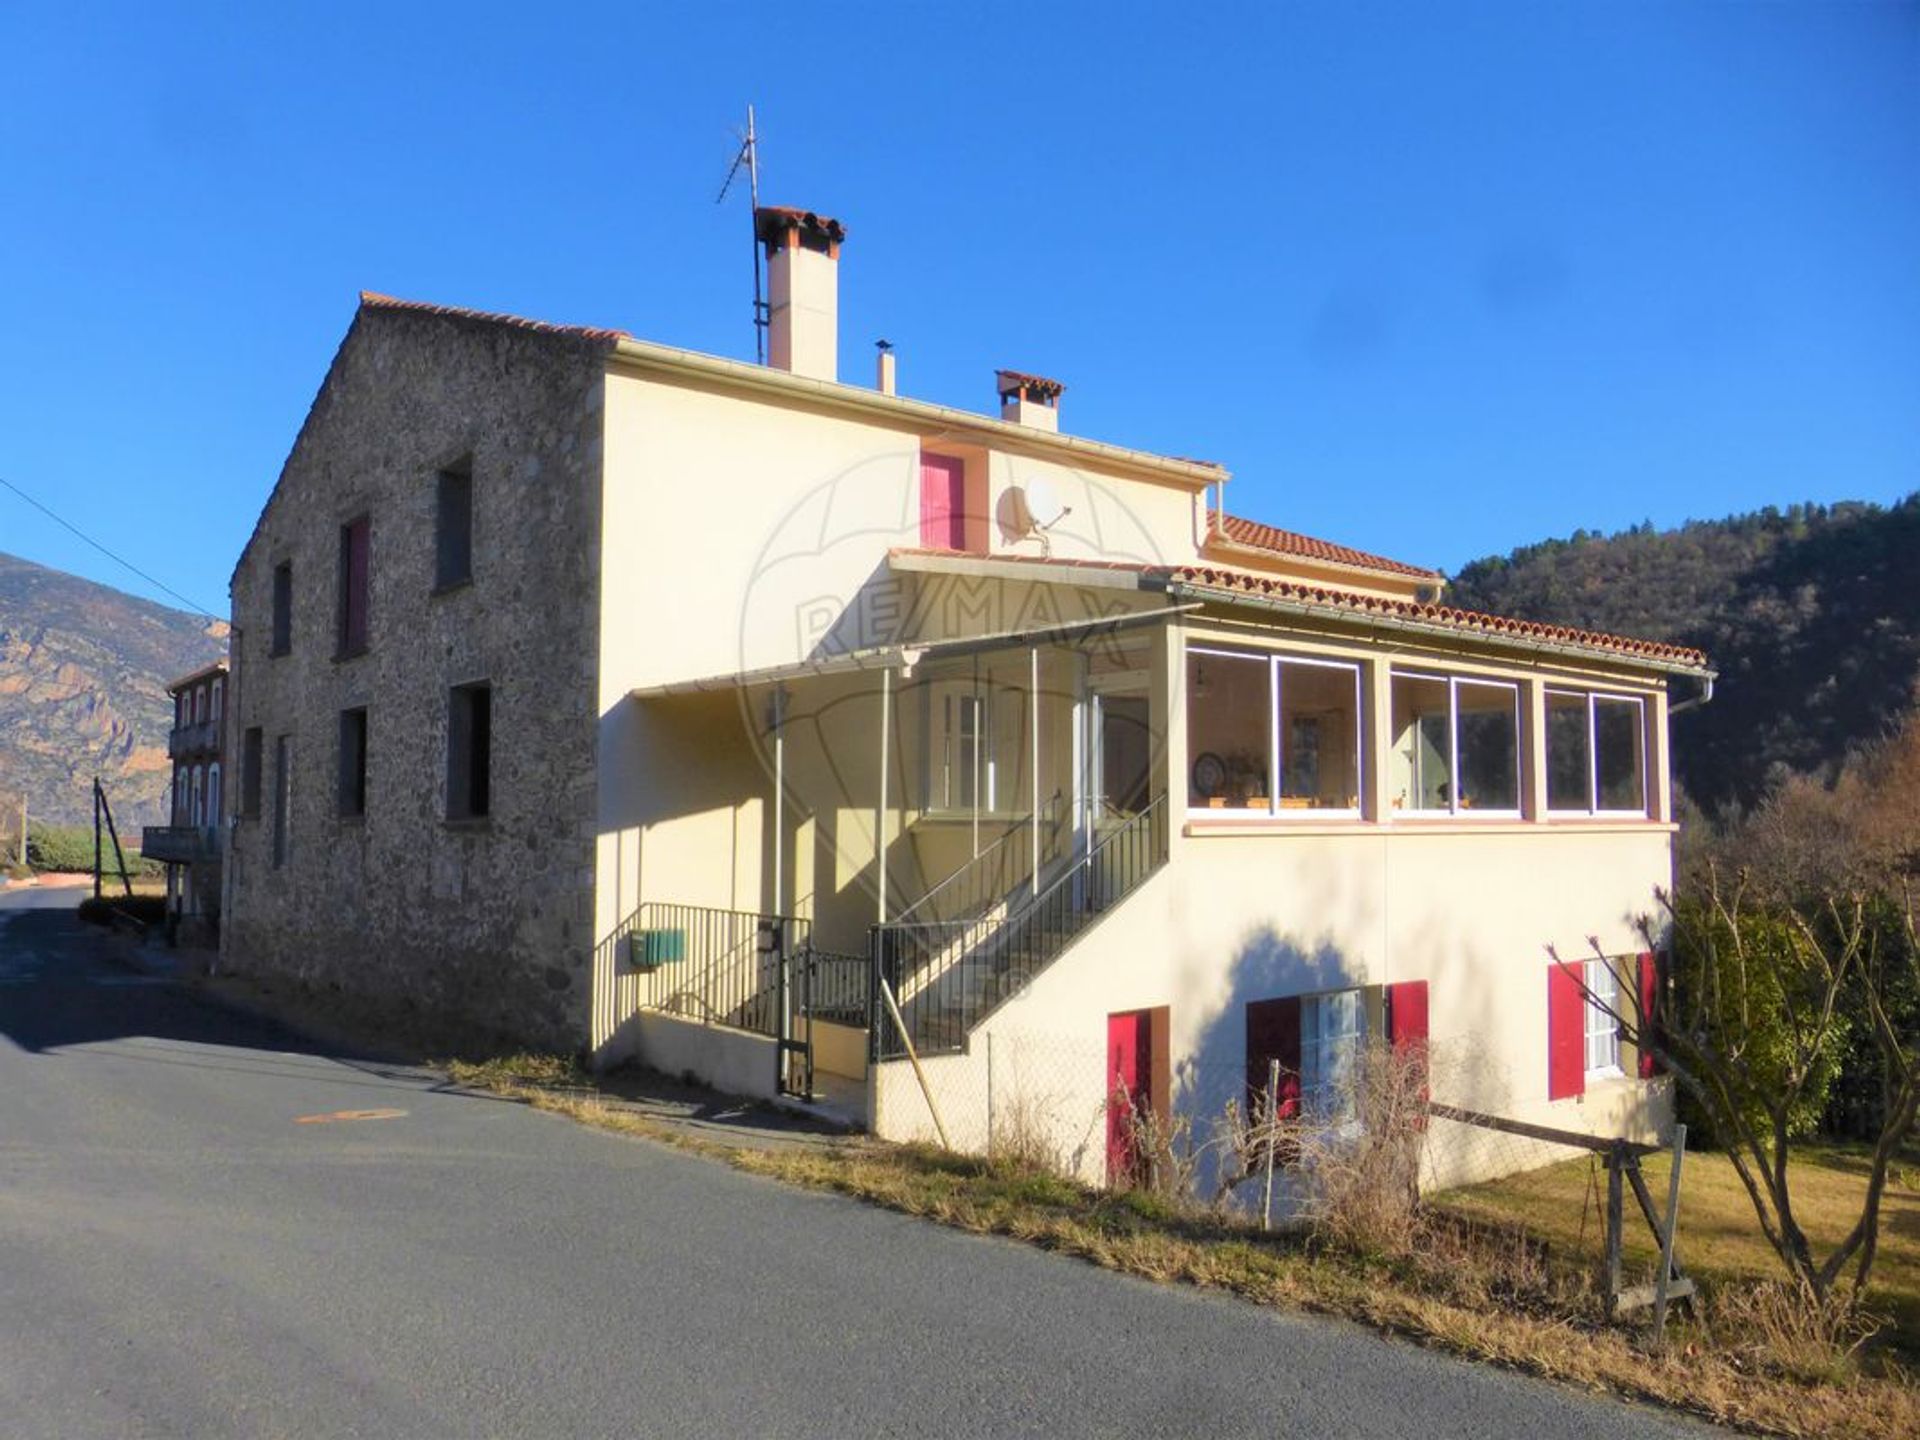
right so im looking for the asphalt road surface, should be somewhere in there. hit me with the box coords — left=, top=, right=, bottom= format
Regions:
left=0, top=886, right=1718, bottom=1438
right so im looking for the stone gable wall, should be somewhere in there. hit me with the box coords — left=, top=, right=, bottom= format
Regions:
left=223, top=310, right=606, bottom=1051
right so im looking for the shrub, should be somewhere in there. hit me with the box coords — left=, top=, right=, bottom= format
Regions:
left=27, top=823, right=160, bottom=877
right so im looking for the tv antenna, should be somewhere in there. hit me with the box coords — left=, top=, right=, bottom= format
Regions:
left=717, top=104, right=767, bottom=364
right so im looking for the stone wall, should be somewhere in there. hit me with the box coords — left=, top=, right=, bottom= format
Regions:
left=222, top=306, right=607, bottom=1051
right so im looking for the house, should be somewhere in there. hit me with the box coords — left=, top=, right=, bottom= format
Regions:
left=143, top=660, right=227, bottom=936
left=222, top=205, right=1711, bottom=1189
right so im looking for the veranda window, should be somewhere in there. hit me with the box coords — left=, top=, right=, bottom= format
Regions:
left=1389, top=672, right=1520, bottom=815
left=1187, top=648, right=1360, bottom=816
left=1545, top=690, right=1647, bottom=816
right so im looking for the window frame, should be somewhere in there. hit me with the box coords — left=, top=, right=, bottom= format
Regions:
left=1584, top=957, right=1623, bottom=1077
left=1544, top=688, right=1649, bottom=819
left=1390, top=669, right=1522, bottom=819
left=1187, top=645, right=1363, bottom=820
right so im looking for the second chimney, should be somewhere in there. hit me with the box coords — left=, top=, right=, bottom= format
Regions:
left=996, top=369, right=1065, bottom=431
left=756, top=206, right=845, bottom=382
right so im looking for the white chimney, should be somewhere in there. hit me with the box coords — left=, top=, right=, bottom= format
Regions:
left=875, top=340, right=896, bottom=395
left=996, top=369, right=1064, bottom=431
left=756, top=206, right=845, bottom=381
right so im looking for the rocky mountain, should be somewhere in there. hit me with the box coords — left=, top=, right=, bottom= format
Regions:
left=0, top=551, right=227, bottom=826
left=1447, top=495, right=1920, bottom=816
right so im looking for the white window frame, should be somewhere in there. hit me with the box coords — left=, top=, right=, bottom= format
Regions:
left=1187, top=646, right=1362, bottom=820
left=1391, top=670, right=1522, bottom=818
left=1584, top=958, right=1622, bottom=1077
left=1302, top=987, right=1367, bottom=1129
left=925, top=676, right=1001, bottom=817
left=1545, top=689, right=1648, bottom=818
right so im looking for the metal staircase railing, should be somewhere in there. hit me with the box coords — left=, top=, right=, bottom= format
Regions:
left=870, top=795, right=1169, bottom=1060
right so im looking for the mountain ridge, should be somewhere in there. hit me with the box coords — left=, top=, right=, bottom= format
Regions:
left=0, top=550, right=227, bottom=826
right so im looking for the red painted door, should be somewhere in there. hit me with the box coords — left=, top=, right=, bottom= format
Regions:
left=920, top=454, right=966, bottom=550
left=1107, top=1010, right=1152, bottom=1185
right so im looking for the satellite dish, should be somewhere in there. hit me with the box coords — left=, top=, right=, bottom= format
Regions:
left=1020, top=476, right=1069, bottom=532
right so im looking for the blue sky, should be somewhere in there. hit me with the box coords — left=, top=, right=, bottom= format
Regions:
left=1, top=2, right=1914, bottom=615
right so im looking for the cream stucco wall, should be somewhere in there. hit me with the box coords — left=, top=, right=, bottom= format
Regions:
left=873, top=824, right=1676, bottom=1191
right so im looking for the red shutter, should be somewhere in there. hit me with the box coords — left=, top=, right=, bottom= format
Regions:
left=919, top=454, right=966, bottom=550
left=1637, top=951, right=1662, bottom=1079
left=1547, top=962, right=1586, bottom=1100
left=1246, top=996, right=1302, bottom=1118
left=1386, top=980, right=1430, bottom=1126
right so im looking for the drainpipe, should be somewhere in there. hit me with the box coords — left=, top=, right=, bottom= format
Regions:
left=1668, top=672, right=1716, bottom=716
left=1030, top=646, right=1041, bottom=896
left=876, top=667, right=892, bottom=924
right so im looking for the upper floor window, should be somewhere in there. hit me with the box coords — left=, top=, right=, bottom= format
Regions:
left=1389, top=672, right=1519, bottom=816
left=436, top=459, right=474, bottom=590
left=211, top=678, right=224, bottom=724
left=1546, top=690, right=1647, bottom=816
left=337, top=516, right=370, bottom=657
left=175, top=691, right=187, bottom=728
left=338, top=707, right=368, bottom=819
left=1188, top=648, right=1361, bottom=816
left=923, top=676, right=1021, bottom=814
left=270, top=561, right=293, bottom=656
left=194, top=685, right=208, bottom=725
left=241, top=727, right=264, bottom=819
left=919, top=453, right=968, bottom=551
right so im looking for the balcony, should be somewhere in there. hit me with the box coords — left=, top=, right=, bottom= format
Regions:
left=140, top=825, right=221, bottom=865
left=168, top=720, right=221, bottom=759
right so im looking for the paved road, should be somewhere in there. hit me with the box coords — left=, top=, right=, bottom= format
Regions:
left=0, top=887, right=1716, bottom=1438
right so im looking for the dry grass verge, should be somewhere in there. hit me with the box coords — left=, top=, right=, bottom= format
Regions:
left=451, top=1056, right=1916, bottom=1440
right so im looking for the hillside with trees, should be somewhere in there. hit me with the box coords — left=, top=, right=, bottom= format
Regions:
left=0, top=551, right=226, bottom=825
left=1446, top=495, right=1920, bottom=815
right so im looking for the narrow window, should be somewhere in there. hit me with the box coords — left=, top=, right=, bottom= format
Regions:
left=1301, top=988, right=1367, bottom=1126
left=173, top=765, right=188, bottom=824
left=436, top=460, right=474, bottom=589
left=337, top=516, right=370, bottom=657
left=1593, top=697, right=1646, bottom=812
left=1584, top=958, right=1622, bottom=1075
left=241, top=727, right=264, bottom=819
left=271, top=561, right=293, bottom=656
left=1545, top=691, right=1593, bottom=810
left=447, top=682, right=492, bottom=820
left=271, top=735, right=291, bottom=868
left=206, top=764, right=221, bottom=826
left=1276, top=657, right=1362, bottom=812
left=211, top=678, right=224, bottom=724
left=338, top=707, right=368, bottom=818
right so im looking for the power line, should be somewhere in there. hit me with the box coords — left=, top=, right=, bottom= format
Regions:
left=0, top=473, right=220, bottom=620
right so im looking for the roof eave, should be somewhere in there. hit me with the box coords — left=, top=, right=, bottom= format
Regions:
left=607, top=336, right=1225, bottom=492
left=1162, top=577, right=1713, bottom=678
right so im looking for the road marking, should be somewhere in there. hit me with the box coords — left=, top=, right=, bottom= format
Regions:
left=294, top=1108, right=408, bottom=1125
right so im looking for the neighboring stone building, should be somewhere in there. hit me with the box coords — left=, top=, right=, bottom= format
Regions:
left=227, top=206, right=1711, bottom=1189
left=143, top=660, right=227, bottom=936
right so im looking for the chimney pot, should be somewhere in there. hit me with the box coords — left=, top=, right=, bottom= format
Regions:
left=996, top=369, right=1064, bottom=432
left=876, top=340, right=896, bottom=396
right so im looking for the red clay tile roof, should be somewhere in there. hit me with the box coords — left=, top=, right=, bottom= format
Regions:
left=1210, top=513, right=1443, bottom=581
left=357, top=291, right=630, bottom=346
left=1170, top=565, right=1709, bottom=667
left=996, top=369, right=1066, bottom=400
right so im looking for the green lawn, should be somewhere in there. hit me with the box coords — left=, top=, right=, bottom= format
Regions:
left=1438, top=1141, right=1920, bottom=1354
